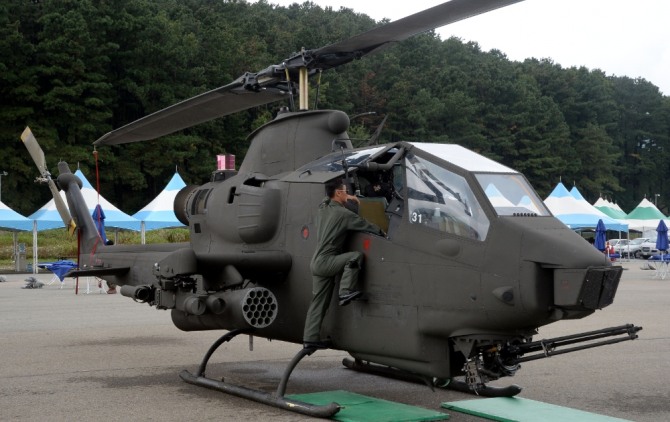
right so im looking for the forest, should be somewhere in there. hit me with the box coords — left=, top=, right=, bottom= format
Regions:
left=1, top=0, right=669, bottom=216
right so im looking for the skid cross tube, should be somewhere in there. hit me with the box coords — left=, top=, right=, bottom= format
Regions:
left=180, top=330, right=340, bottom=418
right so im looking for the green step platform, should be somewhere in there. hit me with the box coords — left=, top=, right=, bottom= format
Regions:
left=442, top=397, right=631, bottom=422
left=287, top=390, right=449, bottom=422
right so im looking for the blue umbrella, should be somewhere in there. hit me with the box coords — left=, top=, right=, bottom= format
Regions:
left=92, top=204, right=108, bottom=244
left=655, top=219, right=668, bottom=253
left=594, top=219, right=607, bottom=251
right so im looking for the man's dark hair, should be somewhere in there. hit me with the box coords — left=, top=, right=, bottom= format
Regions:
left=325, top=177, right=345, bottom=198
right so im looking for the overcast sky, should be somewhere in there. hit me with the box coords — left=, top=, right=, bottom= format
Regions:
left=254, top=0, right=669, bottom=95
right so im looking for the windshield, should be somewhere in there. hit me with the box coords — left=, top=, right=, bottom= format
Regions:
left=475, top=174, right=550, bottom=216
left=295, top=146, right=385, bottom=173
left=630, top=238, right=647, bottom=245
left=406, top=153, right=489, bottom=241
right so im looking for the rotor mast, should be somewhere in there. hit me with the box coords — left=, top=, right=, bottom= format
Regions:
left=299, top=67, right=309, bottom=110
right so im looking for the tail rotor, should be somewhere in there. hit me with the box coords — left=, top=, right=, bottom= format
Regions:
left=20, top=127, right=77, bottom=234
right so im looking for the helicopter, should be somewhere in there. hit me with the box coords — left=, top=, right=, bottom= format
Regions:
left=21, top=0, right=642, bottom=418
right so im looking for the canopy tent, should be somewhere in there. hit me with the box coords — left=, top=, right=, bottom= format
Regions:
left=544, top=183, right=628, bottom=231
left=593, top=197, right=628, bottom=220
left=570, top=186, right=628, bottom=232
left=29, top=169, right=140, bottom=231
left=133, top=171, right=186, bottom=244
left=0, top=201, right=33, bottom=272
left=0, top=200, right=33, bottom=232
left=625, top=198, right=668, bottom=236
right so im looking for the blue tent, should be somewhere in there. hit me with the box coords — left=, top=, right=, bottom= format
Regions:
left=544, top=183, right=628, bottom=231
left=0, top=201, right=33, bottom=272
left=29, top=169, right=139, bottom=231
left=0, top=200, right=33, bottom=232
left=133, top=172, right=186, bottom=231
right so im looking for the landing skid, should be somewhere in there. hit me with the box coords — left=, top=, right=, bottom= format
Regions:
left=445, top=378, right=522, bottom=397
left=180, top=329, right=340, bottom=418
left=342, top=358, right=522, bottom=398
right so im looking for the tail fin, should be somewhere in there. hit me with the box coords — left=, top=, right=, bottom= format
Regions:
left=56, top=162, right=103, bottom=254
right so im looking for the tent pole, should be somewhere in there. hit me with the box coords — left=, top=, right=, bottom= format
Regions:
left=13, top=232, right=18, bottom=272
left=141, top=221, right=146, bottom=245
left=32, top=221, right=37, bottom=274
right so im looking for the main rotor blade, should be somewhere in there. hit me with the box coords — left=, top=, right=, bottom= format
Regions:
left=310, top=0, right=523, bottom=68
left=21, top=127, right=77, bottom=234
left=95, top=79, right=288, bottom=145
left=94, top=0, right=522, bottom=146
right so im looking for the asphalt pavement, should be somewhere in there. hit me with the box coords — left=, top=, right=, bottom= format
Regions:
left=0, top=260, right=668, bottom=421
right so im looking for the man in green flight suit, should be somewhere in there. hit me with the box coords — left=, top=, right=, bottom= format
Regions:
left=303, top=177, right=385, bottom=349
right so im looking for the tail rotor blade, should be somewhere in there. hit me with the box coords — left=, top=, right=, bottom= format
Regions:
left=20, top=127, right=77, bottom=234
left=20, top=127, right=48, bottom=176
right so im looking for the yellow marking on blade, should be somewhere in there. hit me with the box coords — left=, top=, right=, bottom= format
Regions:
left=20, top=126, right=34, bottom=142
left=67, top=220, right=77, bottom=236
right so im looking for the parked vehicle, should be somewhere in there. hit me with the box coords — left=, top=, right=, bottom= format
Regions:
left=620, top=238, right=650, bottom=258
left=639, top=238, right=670, bottom=259
left=609, top=239, right=628, bottom=250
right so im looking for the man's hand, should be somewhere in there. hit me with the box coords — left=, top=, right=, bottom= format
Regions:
left=346, top=194, right=360, bottom=205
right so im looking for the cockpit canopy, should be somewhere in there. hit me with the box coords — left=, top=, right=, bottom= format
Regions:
left=294, top=142, right=550, bottom=242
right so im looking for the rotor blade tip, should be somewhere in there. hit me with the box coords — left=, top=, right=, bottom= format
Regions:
left=21, top=127, right=33, bottom=142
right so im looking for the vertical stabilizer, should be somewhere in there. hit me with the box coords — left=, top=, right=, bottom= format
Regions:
left=56, top=162, right=103, bottom=254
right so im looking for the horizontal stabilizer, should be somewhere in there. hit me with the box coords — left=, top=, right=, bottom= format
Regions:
left=66, top=267, right=130, bottom=278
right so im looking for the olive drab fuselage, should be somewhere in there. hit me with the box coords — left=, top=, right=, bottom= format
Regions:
left=58, top=109, right=623, bottom=380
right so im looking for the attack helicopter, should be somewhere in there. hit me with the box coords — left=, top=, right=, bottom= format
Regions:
left=23, top=0, right=641, bottom=417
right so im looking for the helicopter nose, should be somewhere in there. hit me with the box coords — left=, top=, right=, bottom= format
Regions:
left=518, top=221, right=621, bottom=318
left=521, top=223, right=610, bottom=268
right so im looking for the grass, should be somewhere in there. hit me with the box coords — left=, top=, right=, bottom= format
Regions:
left=0, top=228, right=189, bottom=270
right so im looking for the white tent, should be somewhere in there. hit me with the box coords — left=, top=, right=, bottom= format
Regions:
left=27, top=169, right=139, bottom=273
left=544, top=183, right=628, bottom=231
left=625, top=198, right=668, bottom=236
left=133, top=171, right=186, bottom=243
left=570, top=186, right=628, bottom=232
left=593, top=197, right=628, bottom=220
left=0, top=200, right=33, bottom=232
left=0, top=201, right=33, bottom=272
left=29, top=169, right=140, bottom=231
